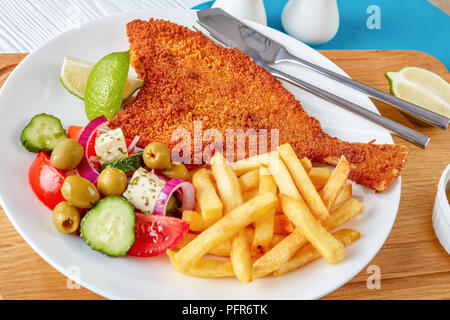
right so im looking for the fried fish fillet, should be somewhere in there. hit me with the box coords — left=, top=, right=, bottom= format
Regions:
left=110, top=19, right=409, bottom=192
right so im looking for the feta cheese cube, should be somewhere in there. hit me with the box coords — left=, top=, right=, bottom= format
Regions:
left=94, top=128, right=128, bottom=165
left=123, top=168, right=166, bottom=213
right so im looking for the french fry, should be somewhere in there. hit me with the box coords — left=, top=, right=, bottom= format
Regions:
left=250, top=193, right=283, bottom=214
left=209, top=240, right=231, bottom=256
left=309, top=167, right=331, bottom=190
left=173, top=192, right=277, bottom=272
left=253, top=197, right=363, bottom=273
left=252, top=167, right=277, bottom=254
left=175, top=229, right=286, bottom=257
left=211, top=152, right=253, bottom=283
left=168, top=250, right=270, bottom=278
left=192, top=168, right=223, bottom=222
left=267, top=198, right=356, bottom=269
left=238, top=169, right=260, bottom=192
left=182, top=210, right=215, bottom=232
left=229, top=153, right=311, bottom=176
left=230, top=230, right=253, bottom=282
left=172, top=228, right=360, bottom=279
left=320, top=198, right=364, bottom=231
left=281, top=214, right=296, bottom=233
left=320, top=155, right=350, bottom=209
left=273, top=229, right=361, bottom=276
left=194, top=200, right=201, bottom=213
left=174, top=232, right=236, bottom=257
left=253, top=228, right=306, bottom=273
left=211, top=153, right=244, bottom=211
left=168, top=249, right=235, bottom=278
left=231, top=231, right=253, bottom=281
left=268, top=234, right=286, bottom=249
left=205, top=170, right=221, bottom=195
left=172, top=149, right=366, bottom=281
left=278, top=143, right=329, bottom=220
left=268, top=151, right=301, bottom=200
left=273, top=214, right=292, bottom=235
left=300, top=157, right=312, bottom=173
left=205, top=169, right=215, bottom=181
left=174, top=232, right=197, bottom=250
left=274, top=197, right=283, bottom=214
left=258, top=166, right=277, bottom=195
left=242, top=188, right=259, bottom=202
left=230, top=153, right=271, bottom=176
left=210, top=228, right=254, bottom=257
left=280, top=194, right=345, bottom=264
left=333, top=183, right=352, bottom=208
left=223, top=231, right=283, bottom=258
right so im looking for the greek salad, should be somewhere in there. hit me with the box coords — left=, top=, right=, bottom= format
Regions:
left=21, top=112, right=194, bottom=257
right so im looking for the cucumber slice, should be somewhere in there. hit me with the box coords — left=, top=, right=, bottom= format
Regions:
left=80, top=196, right=135, bottom=257
left=103, top=153, right=144, bottom=173
left=20, top=113, right=67, bottom=152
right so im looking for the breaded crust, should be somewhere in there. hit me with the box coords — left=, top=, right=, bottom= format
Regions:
left=110, top=19, right=409, bottom=192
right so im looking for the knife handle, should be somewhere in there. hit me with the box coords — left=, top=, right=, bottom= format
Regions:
left=263, top=63, right=430, bottom=149
left=275, top=47, right=449, bottom=130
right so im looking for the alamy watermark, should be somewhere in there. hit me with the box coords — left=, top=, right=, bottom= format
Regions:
left=367, top=5, right=381, bottom=30
left=367, top=265, right=381, bottom=289
left=66, top=5, right=83, bottom=30
left=66, top=265, right=81, bottom=290
left=170, top=121, right=280, bottom=165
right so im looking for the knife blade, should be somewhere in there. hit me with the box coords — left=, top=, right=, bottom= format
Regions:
left=196, top=8, right=284, bottom=62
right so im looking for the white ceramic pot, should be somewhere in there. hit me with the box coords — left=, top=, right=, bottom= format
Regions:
left=212, top=0, right=267, bottom=26
left=433, top=165, right=450, bottom=254
left=281, top=0, right=340, bottom=45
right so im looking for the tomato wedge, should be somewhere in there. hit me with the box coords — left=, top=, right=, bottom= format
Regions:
left=29, top=152, right=66, bottom=210
left=127, top=212, right=189, bottom=257
left=67, top=125, right=84, bottom=142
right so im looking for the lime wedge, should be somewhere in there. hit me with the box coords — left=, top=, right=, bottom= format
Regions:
left=84, top=51, right=132, bottom=121
left=386, top=67, right=450, bottom=125
left=60, top=56, right=143, bottom=101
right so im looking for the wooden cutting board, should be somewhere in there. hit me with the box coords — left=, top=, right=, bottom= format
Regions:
left=0, top=50, right=448, bottom=300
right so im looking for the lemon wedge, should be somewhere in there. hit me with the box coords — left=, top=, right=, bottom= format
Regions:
left=386, top=67, right=450, bottom=124
left=60, top=56, right=143, bottom=101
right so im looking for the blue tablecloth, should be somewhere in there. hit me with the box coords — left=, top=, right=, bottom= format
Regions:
left=194, top=0, right=450, bottom=69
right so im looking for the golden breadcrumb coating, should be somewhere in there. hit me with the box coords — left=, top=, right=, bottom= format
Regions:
left=110, top=19, right=409, bottom=192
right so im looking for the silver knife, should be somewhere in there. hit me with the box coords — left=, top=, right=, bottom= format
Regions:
left=196, top=8, right=449, bottom=130
left=196, top=25, right=430, bottom=148
left=195, top=11, right=430, bottom=148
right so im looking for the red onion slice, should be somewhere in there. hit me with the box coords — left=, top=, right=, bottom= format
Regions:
left=76, top=115, right=108, bottom=184
left=127, top=135, right=140, bottom=154
left=153, top=178, right=195, bottom=216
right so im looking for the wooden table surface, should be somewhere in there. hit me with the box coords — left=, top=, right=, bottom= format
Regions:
left=0, top=50, right=449, bottom=300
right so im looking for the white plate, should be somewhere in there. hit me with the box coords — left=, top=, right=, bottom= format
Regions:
left=0, top=9, right=400, bottom=300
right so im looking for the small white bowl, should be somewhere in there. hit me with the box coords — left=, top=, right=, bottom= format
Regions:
left=432, top=164, right=450, bottom=254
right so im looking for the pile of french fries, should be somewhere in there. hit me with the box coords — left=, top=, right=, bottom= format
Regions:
left=167, top=143, right=364, bottom=283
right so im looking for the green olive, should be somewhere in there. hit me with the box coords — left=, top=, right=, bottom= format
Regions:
left=50, top=138, right=84, bottom=170
left=163, top=162, right=190, bottom=181
left=52, top=201, right=81, bottom=234
left=165, top=195, right=181, bottom=218
left=97, top=167, right=128, bottom=196
left=61, top=175, right=100, bottom=209
left=143, top=142, right=171, bottom=170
